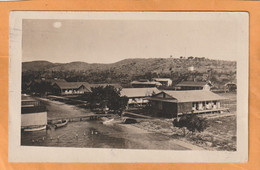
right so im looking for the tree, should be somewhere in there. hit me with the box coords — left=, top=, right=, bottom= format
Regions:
left=86, top=85, right=128, bottom=113
left=173, top=114, right=208, bottom=136
left=30, top=81, right=52, bottom=96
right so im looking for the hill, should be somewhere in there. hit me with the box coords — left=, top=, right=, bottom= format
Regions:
left=22, top=57, right=236, bottom=87
left=22, top=60, right=60, bottom=72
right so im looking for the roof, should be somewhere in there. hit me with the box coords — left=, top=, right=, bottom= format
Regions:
left=152, top=90, right=226, bottom=103
left=152, top=78, right=172, bottom=82
left=90, top=84, right=122, bottom=89
left=53, top=82, right=90, bottom=90
left=120, top=88, right=160, bottom=98
left=131, top=81, right=162, bottom=86
left=176, top=81, right=209, bottom=87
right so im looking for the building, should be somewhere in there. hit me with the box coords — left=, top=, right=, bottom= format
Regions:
left=175, top=81, right=212, bottom=91
left=52, top=82, right=91, bottom=95
left=131, top=80, right=162, bottom=88
left=225, top=82, right=237, bottom=92
left=120, top=87, right=160, bottom=108
left=188, top=66, right=195, bottom=71
left=90, top=83, right=122, bottom=90
left=52, top=82, right=122, bottom=95
left=147, top=90, right=227, bottom=118
left=21, top=95, right=47, bottom=130
left=152, top=78, right=172, bottom=87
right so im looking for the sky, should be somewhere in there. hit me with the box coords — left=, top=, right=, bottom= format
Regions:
left=22, top=17, right=243, bottom=63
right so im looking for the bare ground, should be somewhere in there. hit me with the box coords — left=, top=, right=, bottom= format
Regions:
left=131, top=114, right=236, bottom=151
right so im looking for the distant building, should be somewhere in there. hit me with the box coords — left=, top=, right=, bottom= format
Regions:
left=21, top=95, right=47, bottom=130
left=175, top=81, right=212, bottom=91
left=225, top=82, right=237, bottom=92
left=131, top=80, right=162, bottom=88
left=52, top=82, right=91, bottom=95
left=90, top=83, right=122, bottom=90
left=52, top=82, right=122, bottom=95
left=188, top=66, right=195, bottom=71
left=152, top=78, right=172, bottom=87
left=120, top=87, right=160, bottom=108
left=147, top=90, right=227, bottom=118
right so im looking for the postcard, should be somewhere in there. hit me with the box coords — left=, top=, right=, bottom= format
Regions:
left=9, top=11, right=248, bottom=162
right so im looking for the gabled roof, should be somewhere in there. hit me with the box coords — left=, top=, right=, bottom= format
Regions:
left=176, top=81, right=210, bottom=87
left=151, top=90, right=226, bottom=103
left=121, top=88, right=160, bottom=98
left=90, top=84, right=122, bottom=89
left=53, top=82, right=90, bottom=90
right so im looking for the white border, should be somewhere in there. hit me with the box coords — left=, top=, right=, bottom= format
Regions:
left=9, top=11, right=248, bottom=163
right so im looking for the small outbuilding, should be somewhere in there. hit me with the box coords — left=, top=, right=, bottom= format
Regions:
left=147, top=90, right=227, bottom=118
left=225, top=82, right=237, bottom=92
left=152, top=78, right=172, bottom=87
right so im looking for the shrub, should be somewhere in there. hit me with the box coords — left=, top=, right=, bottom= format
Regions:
left=173, top=114, right=208, bottom=136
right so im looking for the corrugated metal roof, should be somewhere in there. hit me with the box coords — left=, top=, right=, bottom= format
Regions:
left=156, top=90, right=226, bottom=103
left=176, top=81, right=209, bottom=87
left=121, top=88, right=160, bottom=98
left=90, top=84, right=122, bottom=89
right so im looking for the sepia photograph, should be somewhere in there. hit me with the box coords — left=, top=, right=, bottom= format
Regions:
left=9, top=11, right=248, bottom=162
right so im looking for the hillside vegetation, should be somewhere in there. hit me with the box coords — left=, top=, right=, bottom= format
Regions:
left=22, top=57, right=236, bottom=88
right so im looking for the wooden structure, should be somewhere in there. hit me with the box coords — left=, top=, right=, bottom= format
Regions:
left=175, top=81, right=212, bottom=91
left=120, top=87, right=160, bottom=108
left=21, top=95, right=47, bottom=130
left=147, top=90, right=227, bottom=118
left=52, top=82, right=91, bottom=95
left=152, top=78, right=172, bottom=86
left=52, top=82, right=122, bottom=95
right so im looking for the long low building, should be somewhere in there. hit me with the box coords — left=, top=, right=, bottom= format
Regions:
left=147, top=90, right=227, bottom=118
left=52, top=82, right=91, bottom=95
left=52, top=82, right=121, bottom=95
left=131, top=80, right=162, bottom=88
left=175, top=81, right=212, bottom=91
left=120, top=87, right=160, bottom=108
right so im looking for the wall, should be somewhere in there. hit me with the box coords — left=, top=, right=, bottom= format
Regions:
left=177, top=102, right=192, bottom=114
left=162, top=102, right=178, bottom=117
left=151, top=101, right=178, bottom=118
left=21, top=112, right=47, bottom=127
